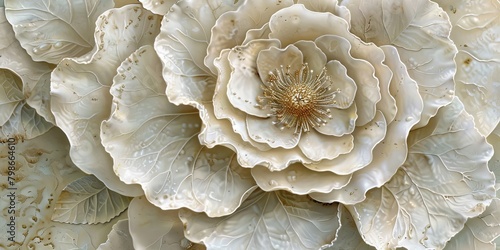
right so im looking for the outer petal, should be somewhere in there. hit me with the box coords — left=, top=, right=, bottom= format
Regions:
left=347, top=98, right=495, bottom=249
left=4, top=0, right=114, bottom=64
left=204, top=0, right=294, bottom=73
left=180, top=190, right=340, bottom=250
left=341, top=0, right=456, bottom=128
left=154, top=0, right=243, bottom=107
left=139, top=0, right=176, bottom=15
left=434, top=0, right=500, bottom=136
left=101, top=46, right=257, bottom=216
left=0, top=9, right=54, bottom=124
left=310, top=46, right=423, bottom=204
left=251, top=163, right=352, bottom=195
left=50, top=5, right=160, bottom=196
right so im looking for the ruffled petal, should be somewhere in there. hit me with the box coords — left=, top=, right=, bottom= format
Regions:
left=256, top=44, right=304, bottom=85
left=293, top=40, right=327, bottom=74
left=298, top=130, right=353, bottom=162
left=310, top=46, right=423, bottom=204
left=305, top=111, right=387, bottom=175
left=316, top=35, right=381, bottom=126
left=252, top=163, right=352, bottom=194
left=227, top=39, right=280, bottom=118
left=205, top=0, right=294, bottom=73
left=246, top=115, right=301, bottom=149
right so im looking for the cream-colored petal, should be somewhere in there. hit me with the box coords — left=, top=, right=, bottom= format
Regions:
left=324, top=60, right=356, bottom=109
left=51, top=5, right=159, bottom=196
left=251, top=163, right=352, bottom=194
left=205, top=0, right=294, bottom=73
left=293, top=40, right=327, bottom=74
left=298, top=0, right=351, bottom=26
left=242, top=23, right=272, bottom=45
left=246, top=115, right=301, bottom=149
left=314, top=104, right=357, bottom=136
left=305, top=111, right=387, bottom=175
left=310, top=46, right=423, bottom=204
left=256, top=44, right=304, bottom=85
left=227, top=39, right=280, bottom=118
left=213, top=50, right=272, bottom=151
left=268, top=4, right=348, bottom=47
left=200, top=104, right=310, bottom=171
left=139, top=0, right=176, bottom=15
left=315, top=35, right=381, bottom=126
left=341, top=0, right=456, bottom=128
left=298, top=130, right=353, bottom=162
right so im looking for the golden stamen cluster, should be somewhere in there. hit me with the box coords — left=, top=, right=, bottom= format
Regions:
left=257, top=63, right=339, bottom=133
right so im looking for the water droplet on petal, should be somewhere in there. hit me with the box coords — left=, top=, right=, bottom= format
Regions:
left=405, top=116, right=413, bottom=122
left=269, top=180, right=278, bottom=186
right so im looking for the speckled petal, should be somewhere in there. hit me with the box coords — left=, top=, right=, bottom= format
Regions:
left=246, top=115, right=301, bottom=149
left=256, top=44, right=304, bottom=85
left=213, top=50, right=271, bottom=151
left=200, top=104, right=310, bottom=171
left=205, top=0, right=293, bottom=73
left=101, top=46, right=257, bottom=217
left=227, top=39, right=280, bottom=118
left=305, top=111, right=387, bottom=175
left=298, top=130, right=353, bottom=162
left=139, top=0, right=176, bottom=15
left=252, top=163, right=352, bottom=195
left=50, top=5, right=160, bottom=196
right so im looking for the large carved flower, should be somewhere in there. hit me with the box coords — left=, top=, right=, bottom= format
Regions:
left=155, top=0, right=456, bottom=204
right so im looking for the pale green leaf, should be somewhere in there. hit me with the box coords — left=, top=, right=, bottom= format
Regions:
left=179, top=189, right=340, bottom=250
left=101, top=45, right=257, bottom=217
left=97, top=219, right=134, bottom=250
left=348, top=98, right=496, bottom=249
left=51, top=175, right=131, bottom=224
left=0, top=102, right=53, bottom=141
left=128, top=196, right=198, bottom=250
left=4, top=0, right=114, bottom=64
left=0, top=127, right=123, bottom=249
left=50, top=4, right=161, bottom=196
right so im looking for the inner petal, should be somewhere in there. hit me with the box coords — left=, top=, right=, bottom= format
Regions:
left=298, top=129, right=354, bottom=162
left=227, top=39, right=281, bottom=118
left=246, top=114, right=301, bottom=149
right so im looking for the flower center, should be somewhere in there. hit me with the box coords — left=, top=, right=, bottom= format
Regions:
left=257, top=63, right=339, bottom=133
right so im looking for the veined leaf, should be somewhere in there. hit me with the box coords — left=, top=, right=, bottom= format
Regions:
left=0, top=69, right=23, bottom=125
left=51, top=175, right=131, bottom=224
left=4, top=0, right=114, bottom=64
left=0, top=102, right=53, bottom=141
left=179, top=189, right=340, bottom=250
left=97, top=219, right=134, bottom=250
left=348, top=98, right=496, bottom=249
